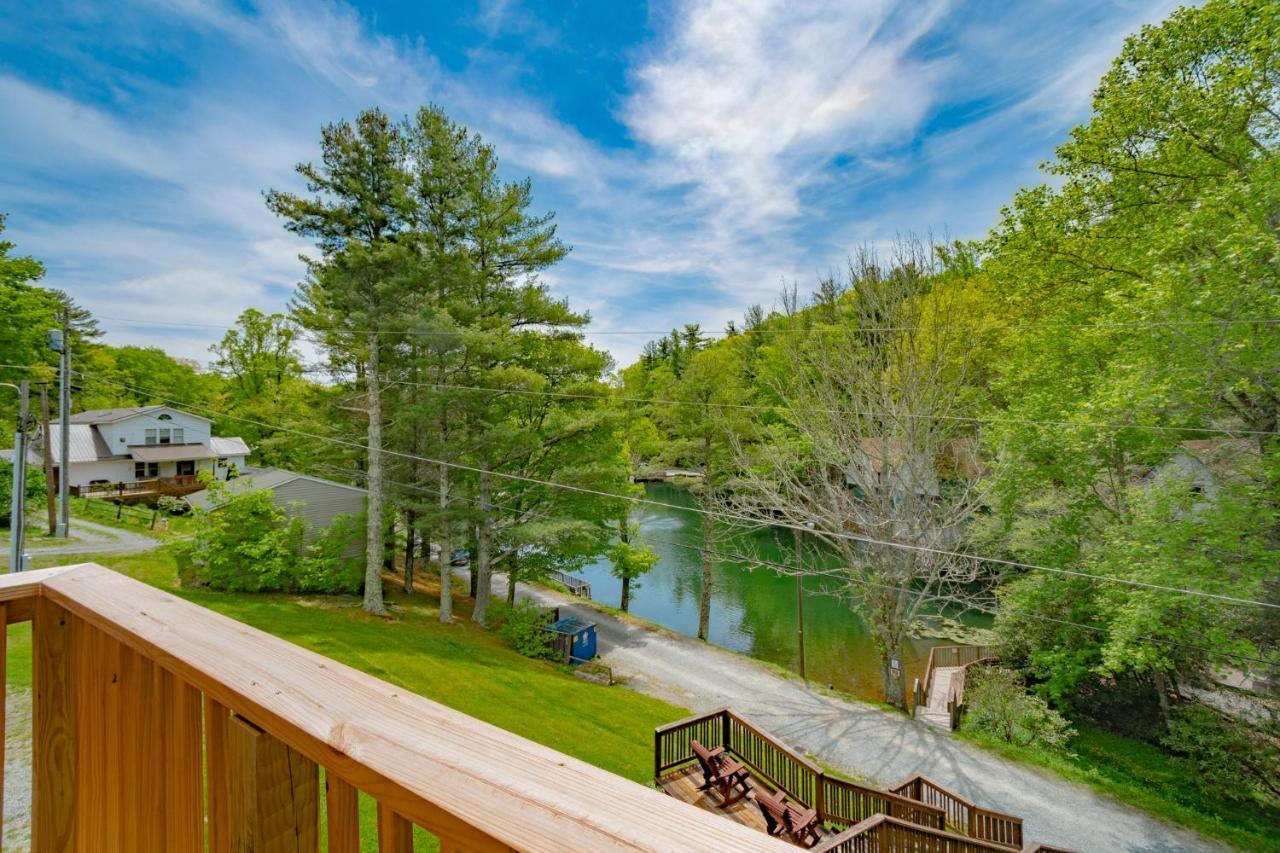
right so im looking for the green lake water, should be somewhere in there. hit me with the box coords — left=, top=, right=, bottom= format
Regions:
left=576, top=483, right=985, bottom=705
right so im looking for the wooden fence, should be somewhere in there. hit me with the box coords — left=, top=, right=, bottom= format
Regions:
left=655, top=708, right=947, bottom=833
left=889, top=774, right=1022, bottom=848
left=914, top=644, right=996, bottom=720
left=815, top=813, right=1027, bottom=853
left=7, top=564, right=789, bottom=851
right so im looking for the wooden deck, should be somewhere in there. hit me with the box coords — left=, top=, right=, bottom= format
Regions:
left=658, top=764, right=771, bottom=835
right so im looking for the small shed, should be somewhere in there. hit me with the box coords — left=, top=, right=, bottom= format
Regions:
left=545, top=616, right=598, bottom=665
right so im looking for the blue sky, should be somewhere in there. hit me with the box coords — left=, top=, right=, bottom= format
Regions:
left=0, top=0, right=1182, bottom=367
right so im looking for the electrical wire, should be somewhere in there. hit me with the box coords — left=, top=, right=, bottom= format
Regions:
left=376, top=376, right=1280, bottom=438
left=336, top=466, right=1276, bottom=668
left=72, top=369, right=1280, bottom=611
left=92, top=312, right=1280, bottom=337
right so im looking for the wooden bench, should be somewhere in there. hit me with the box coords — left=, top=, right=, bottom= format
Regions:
left=691, top=740, right=753, bottom=808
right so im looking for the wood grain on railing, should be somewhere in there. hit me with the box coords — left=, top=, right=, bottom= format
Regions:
left=10, top=564, right=789, bottom=852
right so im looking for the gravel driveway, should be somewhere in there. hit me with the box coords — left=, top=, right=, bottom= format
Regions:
left=492, top=572, right=1221, bottom=852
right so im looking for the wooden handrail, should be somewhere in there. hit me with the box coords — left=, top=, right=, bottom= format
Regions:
left=11, top=564, right=791, bottom=851
left=889, top=772, right=1022, bottom=848
left=813, top=813, right=1027, bottom=853
left=918, top=644, right=995, bottom=714
left=654, top=708, right=946, bottom=832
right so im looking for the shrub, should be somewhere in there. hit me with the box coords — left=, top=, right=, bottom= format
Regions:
left=1162, top=704, right=1280, bottom=806
left=0, top=459, right=46, bottom=527
left=181, top=487, right=362, bottom=594
left=299, top=512, right=364, bottom=594
left=493, top=600, right=558, bottom=661
left=961, top=666, right=1076, bottom=751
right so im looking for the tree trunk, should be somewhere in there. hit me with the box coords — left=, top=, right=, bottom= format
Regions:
left=472, top=469, right=494, bottom=626
left=879, top=639, right=907, bottom=709
left=403, top=507, right=416, bottom=594
left=1153, top=671, right=1172, bottom=728
left=362, top=332, right=386, bottom=614
left=383, top=515, right=396, bottom=572
left=438, top=459, right=452, bottom=623
left=698, top=502, right=712, bottom=641
left=620, top=509, right=632, bottom=613
left=506, top=558, right=518, bottom=607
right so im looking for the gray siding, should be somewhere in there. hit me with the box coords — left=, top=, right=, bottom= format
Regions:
left=272, top=479, right=366, bottom=555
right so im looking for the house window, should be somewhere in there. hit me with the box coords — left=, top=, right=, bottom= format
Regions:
left=145, top=428, right=157, bottom=445
left=158, top=428, right=171, bottom=445
left=134, top=462, right=159, bottom=479
left=157, top=413, right=172, bottom=421
left=176, top=460, right=196, bottom=477
left=173, top=428, right=184, bottom=444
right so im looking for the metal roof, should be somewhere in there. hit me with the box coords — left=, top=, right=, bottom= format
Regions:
left=128, top=442, right=215, bottom=462
left=43, top=424, right=128, bottom=465
left=209, top=436, right=251, bottom=457
left=184, top=468, right=366, bottom=510
left=67, top=405, right=211, bottom=425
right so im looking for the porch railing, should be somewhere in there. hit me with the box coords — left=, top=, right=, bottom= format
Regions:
left=913, top=644, right=996, bottom=711
left=815, top=813, right=1050, bottom=853
left=655, top=708, right=947, bottom=832
left=72, top=474, right=203, bottom=499
left=889, top=773, right=1023, bottom=848
left=6, top=563, right=789, bottom=851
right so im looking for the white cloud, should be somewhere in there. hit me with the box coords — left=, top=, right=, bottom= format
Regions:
left=624, top=0, right=949, bottom=224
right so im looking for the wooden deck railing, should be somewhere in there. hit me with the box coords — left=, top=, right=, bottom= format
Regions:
left=72, top=475, right=204, bottom=500
left=914, top=644, right=996, bottom=712
left=814, top=813, right=1032, bottom=853
left=889, top=773, right=1023, bottom=848
left=654, top=708, right=946, bottom=832
left=7, top=563, right=792, bottom=851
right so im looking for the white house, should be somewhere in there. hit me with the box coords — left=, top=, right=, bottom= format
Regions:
left=27, top=405, right=250, bottom=490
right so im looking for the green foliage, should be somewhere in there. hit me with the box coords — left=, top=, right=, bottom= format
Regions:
left=961, top=666, right=1076, bottom=751
left=493, top=599, right=558, bottom=661
left=606, top=540, right=659, bottom=587
left=182, top=486, right=363, bottom=594
left=0, top=459, right=46, bottom=527
left=301, top=512, right=366, bottom=594
left=1162, top=704, right=1280, bottom=807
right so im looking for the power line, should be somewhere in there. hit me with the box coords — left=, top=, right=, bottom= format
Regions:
left=73, top=370, right=1280, bottom=612
left=344, top=466, right=1276, bottom=669
left=376, top=376, right=1280, bottom=439
left=93, top=312, right=1280, bottom=337
left=638, top=532, right=1275, bottom=667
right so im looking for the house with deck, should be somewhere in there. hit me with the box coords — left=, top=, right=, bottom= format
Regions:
left=30, top=405, right=249, bottom=499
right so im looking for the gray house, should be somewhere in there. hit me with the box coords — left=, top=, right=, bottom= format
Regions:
left=186, top=468, right=366, bottom=553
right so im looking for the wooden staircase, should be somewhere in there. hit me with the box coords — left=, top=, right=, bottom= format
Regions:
left=913, top=645, right=997, bottom=731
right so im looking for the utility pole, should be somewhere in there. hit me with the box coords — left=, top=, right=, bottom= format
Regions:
left=52, top=315, right=71, bottom=538
left=793, top=525, right=807, bottom=682
left=6, top=380, right=30, bottom=571
left=39, top=383, right=56, bottom=535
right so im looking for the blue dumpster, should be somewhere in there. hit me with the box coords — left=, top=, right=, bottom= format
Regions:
left=546, top=616, right=597, bottom=665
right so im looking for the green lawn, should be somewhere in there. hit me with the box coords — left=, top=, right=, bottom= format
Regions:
left=13, top=548, right=687, bottom=850
left=960, top=726, right=1280, bottom=852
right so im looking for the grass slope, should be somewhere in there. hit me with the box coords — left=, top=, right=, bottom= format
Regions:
left=14, top=549, right=686, bottom=850
left=960, top=727, right=1280, bottom=852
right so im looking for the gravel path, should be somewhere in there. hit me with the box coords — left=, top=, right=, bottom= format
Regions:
left=2, top=517, right=163, bottom=566
left=492, top=572, right=1221, bottom=852
left=4, top=689, right=31, bottom=851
